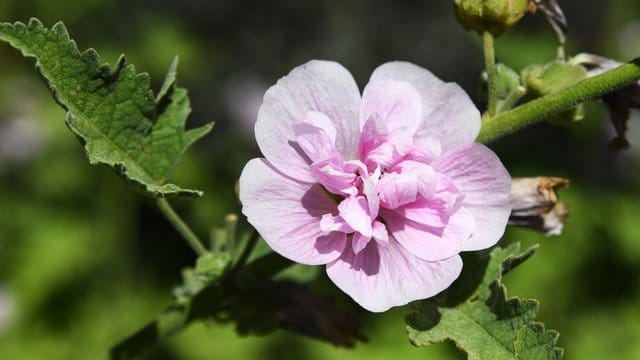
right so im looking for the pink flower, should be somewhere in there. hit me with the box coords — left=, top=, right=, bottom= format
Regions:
left=239, top=61, right=512, bottom=312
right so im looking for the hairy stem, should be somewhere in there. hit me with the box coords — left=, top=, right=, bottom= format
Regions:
left=156, top=198, right=208, bottom=256
left=478, top=58, right=640, bottom=143
left=497, top=85, right=526, bottom=113
left=483, top=31, right=498, bottom=117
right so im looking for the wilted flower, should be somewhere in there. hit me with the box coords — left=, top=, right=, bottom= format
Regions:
left=509, top=177, right=569, bottom=236
left=239, top=61, right=512, bottom=312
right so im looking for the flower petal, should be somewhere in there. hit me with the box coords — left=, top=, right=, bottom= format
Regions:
left=352, top=233, right=372, bottom=254
left=382, top=204, right=473, bottom=262
left=358, top=113, right=410, bottom=169
left=326, top=240, right=462, bottom=312
left=377, top=171, right=419, bottom=209
left=434, top=143, right=512, bottom=251
left=256, top=60, right=361, bottom=182
left=378, top=161, right=437, bottom=208
left=372, top=220, right=389, bottom=245
left=414, top=83, right=481, bottom=152
left=360, top=79, right=423, bottom=136
left=310, top=156, right=357, bottom=196
left=239, top=158, right=347, bottom=265
left=338, top=196, right=373, bottom=237
left=293, top=112, right=340, bottom=163
left=369, top=62, right=480, bottom=152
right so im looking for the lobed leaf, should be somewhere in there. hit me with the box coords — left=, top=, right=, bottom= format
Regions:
left=406, top=243, right=563, bottom=360
left=0, top=19, right=213, bottom=197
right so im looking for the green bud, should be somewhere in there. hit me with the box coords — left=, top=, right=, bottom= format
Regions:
left=521, top=61, right=587, bottom=123
left=480, top=63, right=525, bottom=111
left=454, top=0, right=529, bottom=36
left=196, top=252, right=232, bottom=281
left=522, top=61, right=586, bottom=96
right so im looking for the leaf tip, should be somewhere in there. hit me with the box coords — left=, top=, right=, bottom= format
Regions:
left=27, top=18, right=44, bottom=31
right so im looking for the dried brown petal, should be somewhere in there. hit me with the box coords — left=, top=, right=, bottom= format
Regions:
left=509, top=177, right=569, bottom=236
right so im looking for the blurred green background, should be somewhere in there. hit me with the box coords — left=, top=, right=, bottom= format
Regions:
left=1, top=0, right=640, bottom=359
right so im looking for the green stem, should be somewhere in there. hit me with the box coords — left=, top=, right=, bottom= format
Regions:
left=483, top=31, right=498, bottom=117
left=497, top=85, right=526, bottom=113
left=156, top=198, right=208, bottom=256
left=478, top=58, right=640, bottom=143
left=232, top=230, right=259, bottom=271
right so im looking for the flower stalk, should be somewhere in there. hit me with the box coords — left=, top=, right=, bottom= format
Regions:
left=477, top=57, right=640, bottom=143
left=483, top=31, right=498, bottom=117
left=156, top=198, right=208, bottom=256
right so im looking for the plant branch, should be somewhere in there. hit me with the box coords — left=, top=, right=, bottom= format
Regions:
left=483, top=31, right=498, bottom=117
left=156, top=198, right=208, bottom=256
left=110, top=252, right=292, bottom=360
left=233, top=230, right=259, bottom=271
left=477, top=58, right=640, bottom=143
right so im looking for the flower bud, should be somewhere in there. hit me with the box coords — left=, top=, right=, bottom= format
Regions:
left=509, top=177, right=569, bottom=236
left=480, top=63, right=525, bottom=112
left=521, top=61, right=587, bottom=123
left=454, top=0, right=529, bottom=36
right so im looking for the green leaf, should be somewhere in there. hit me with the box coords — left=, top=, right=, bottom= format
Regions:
left=406, top=243, right=563, bottom=360
left=0, top=19, right=213, bottom=197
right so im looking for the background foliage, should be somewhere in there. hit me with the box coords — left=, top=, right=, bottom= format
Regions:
left=1, top=0, right=640, bottom=359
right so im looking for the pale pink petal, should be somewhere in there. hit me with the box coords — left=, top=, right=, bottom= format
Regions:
left=359, top=79, right=423, bottom=135
left=387, top=197, right=449, bottom=228
left=368, top=62, right=480, bottom=152
left=416, top=166, right=438, bottom=199
left=338, top=196, right=373, bottom=237
left=293, top=112, right=339, bottom=163
left=352, top=233, right=372, bottom=254
left=377, top=171, right=419, bottom=209
left=311, top=156, right=357, bottom=196
left=358, top=114, right=407, bottom=169
left=372, top=221, right=389, bottom=245
left=414, top=83, right=481, bottom=152
left=381, top=160, right=437, bottom=205
left=406, top=136, right=442, bottom=164
left=434, top=143, right=512, bottom=251
left=240, top=158, right=347, bottom=265
left=326, top=241, right=463, bottom=312
left=320, top=213, right=353, bottom=233
left=361, top=173, right=380, bottom=218
left=299, top=111, right=337, bottom=143
left=382, top=205, right=470, bottom=262
left=369, top=61, right=444, bottom=93
left=255, top=60, right=361, bottom=182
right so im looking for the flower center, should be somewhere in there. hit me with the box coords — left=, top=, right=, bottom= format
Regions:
left=294, top=112, right=460, bottom=255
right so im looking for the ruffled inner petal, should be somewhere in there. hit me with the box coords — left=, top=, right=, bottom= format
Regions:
left=338, top=196, right=373, bottom=238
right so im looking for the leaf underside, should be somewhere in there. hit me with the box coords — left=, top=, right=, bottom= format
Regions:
left=0, top=18, right=213, bottom=197
left=406, top=243, right=564, bottom=360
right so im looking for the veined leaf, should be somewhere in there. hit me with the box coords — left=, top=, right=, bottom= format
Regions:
left=406, top=243, right=564, bottom=360
left=0, top=19, right=213, bottom=197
